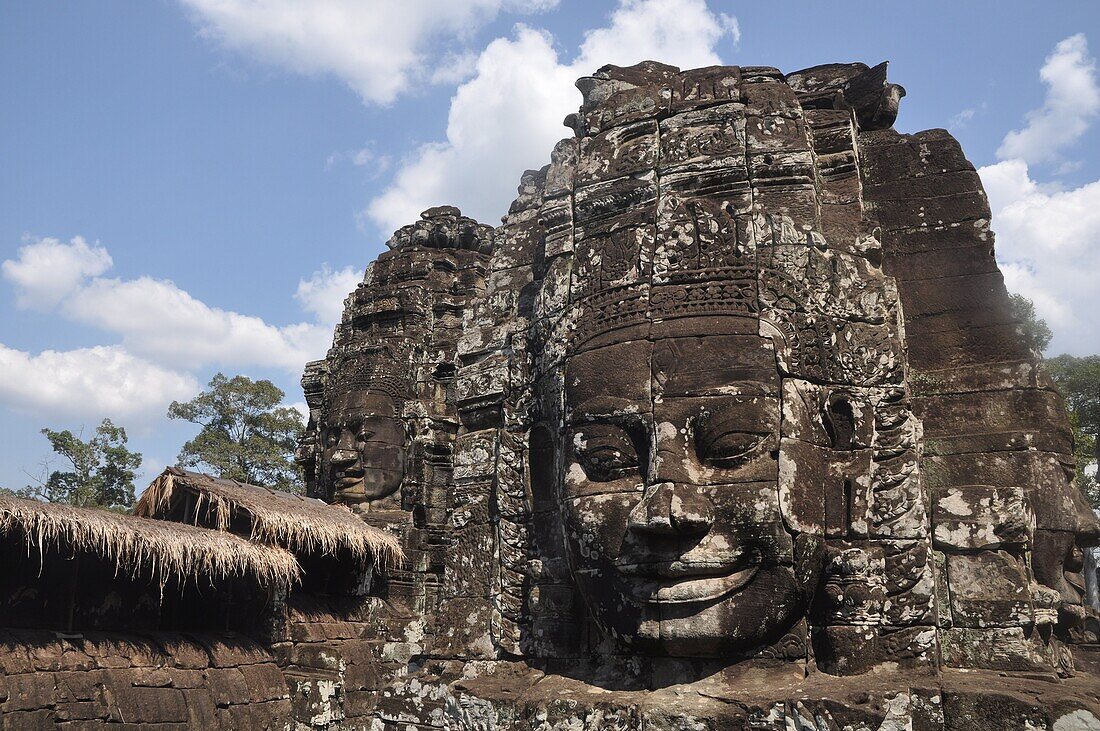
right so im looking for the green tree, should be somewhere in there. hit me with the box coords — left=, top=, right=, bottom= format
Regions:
left=16, top=419, right=142, bottom=510
left=168, top=373, right=304, bottom=492
left=1047, top=354, right=1100, bottom=509
left=1009, top=293, right=1053, bottom=354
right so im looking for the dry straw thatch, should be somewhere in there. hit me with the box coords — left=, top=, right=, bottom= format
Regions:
left=136, top=468, right=402, bottom=568
left=0, top=494, right=299, bottom=590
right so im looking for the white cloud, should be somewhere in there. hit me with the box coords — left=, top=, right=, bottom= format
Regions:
left=997, top=33, right=1099, bottom=166
left=325, top=145, right=393, bottom=177
left=294, top=264, right=361, bottom=326
left=63, top=276, right=332, bottom=371
left=366, top=0, right=740, bottom=232
left=352, top=148, right=387, bottom=168
left=2, top=236, right=112, bottom=309
left=3, top=237, right=349, bottom=373
left=575, top=0, right=737, bottom=66
left=1, top=237, right=362, bottom=422
left=179, top=0, right=560, bottom=106
left=366, top=26, right=576, bottom=230
left=948, top=105, right=985, bottom=131
left=430, top=51, right=481, bottom=86
left=0, top=344, right=198, bottom=420
left=981, top=34, right=1100, bottom=355
left=980, top=158, right=1100, bottom=354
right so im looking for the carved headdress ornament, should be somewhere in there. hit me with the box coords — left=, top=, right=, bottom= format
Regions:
left=326, top=346, right=414, bottom=407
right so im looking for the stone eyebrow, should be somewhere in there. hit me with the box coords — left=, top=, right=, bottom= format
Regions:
left=565, top=405, right=650, bottom=424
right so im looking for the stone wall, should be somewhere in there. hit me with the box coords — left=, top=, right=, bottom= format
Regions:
left=0, top=630, right=291, bottom=729
left=0, top=592, right=409, bottom=730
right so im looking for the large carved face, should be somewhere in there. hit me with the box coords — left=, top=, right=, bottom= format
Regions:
left=560, top=324, right=813, bottom=657
left=320, top=389, right=406, bottom=505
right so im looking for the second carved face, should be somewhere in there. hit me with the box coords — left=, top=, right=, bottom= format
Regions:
left=321, top=389, right=406, bottom=505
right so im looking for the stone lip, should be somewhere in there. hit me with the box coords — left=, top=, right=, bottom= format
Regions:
left=652, top=567, right=758, bottom=605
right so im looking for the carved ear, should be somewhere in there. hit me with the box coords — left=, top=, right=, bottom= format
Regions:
left=823, top=396, right=855, bottom=450
left=528, top=424, right=557, bottom=514
left=794, top=532, right=826, bottom=601
left=527, top=423, right=571, bottom=569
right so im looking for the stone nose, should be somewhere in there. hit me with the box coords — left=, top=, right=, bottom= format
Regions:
left=628, top=482, right=714, bottom=537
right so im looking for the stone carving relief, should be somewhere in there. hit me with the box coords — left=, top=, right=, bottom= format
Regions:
left=5, top=59, right=1100, bottom=731
left=497, top=62, right=927, bottom=674
left=298, top=206, right=493, bottom=628
left=317, top=348, right=411, bottom=505
left=294, top=62, right=1100, bottom=728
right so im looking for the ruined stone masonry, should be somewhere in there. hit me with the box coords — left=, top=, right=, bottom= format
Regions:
left=2, top=60, right=1099, bottom=730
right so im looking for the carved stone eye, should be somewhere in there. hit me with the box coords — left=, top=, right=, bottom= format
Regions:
left=697, top=430, right=765, bottom=466
left=694, top=405, right=772, bottom=467
left=574, top=425, right=640, bottom=482
left=582, top=446, right=638, bottom=481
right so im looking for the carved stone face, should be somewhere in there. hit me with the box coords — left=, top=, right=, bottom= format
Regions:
left=560, top=325, right=811, bottom=657
left=1030, top=457, right=1100, bottom=609
left=320, top=390, right=406, bottom=505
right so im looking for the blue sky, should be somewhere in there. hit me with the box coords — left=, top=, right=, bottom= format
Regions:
left=2, top=1, right=1098, bottom=492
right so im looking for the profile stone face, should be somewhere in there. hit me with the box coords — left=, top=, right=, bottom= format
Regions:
left=321, top=384, right=406, bottom=504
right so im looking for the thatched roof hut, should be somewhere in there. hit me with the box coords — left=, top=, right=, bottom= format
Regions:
left=0, top=493, right=299, bottom=591
left=136, top=468, right=402, bottom=568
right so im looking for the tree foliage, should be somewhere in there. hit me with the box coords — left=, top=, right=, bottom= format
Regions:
left=13, top=419, right=142, bottom=510
left=1009, top=293, right=1053, bottom=354
left=1047, top=354, right=1100, bottom=509
left=168, top=373, right=304, bottom=492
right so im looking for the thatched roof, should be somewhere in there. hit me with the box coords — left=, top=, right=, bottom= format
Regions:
left=136, top=468, right=402, bottom=568
left=0, top=494, right=299, bottom=590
